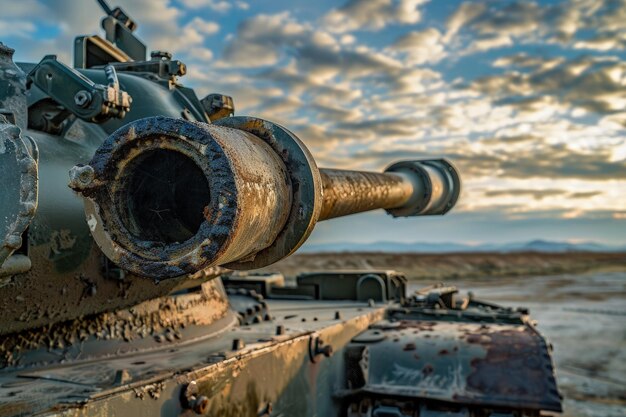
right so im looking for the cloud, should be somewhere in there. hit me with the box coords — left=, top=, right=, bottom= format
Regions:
left=483, top=189, right=567, bottom=200
left=444, top=0, right=626, bottom=52
left=470, top=55, right=626, bottom=115
left=221, top=12, right=309, bottom=68
left=259, top=63, right=362, bottom=101
left=180, top=0, right=249, bottom=12
left=322, top=0, right=428, bottom=33
left=574, top=33, right=626, bottom=51
left=2, top=0, right=222, bottom=63
left=473, top=145, right=624, bottom=181
left=1, top=0, right=47, bottom=18
left=493, top=53, right=564, bottom=71
left=351, top=133, right=626, bottom=181
left=445, top=2, right=486, bottom=41
left=219, top=10, right=441, bottom=100
left=570, top=191, right=603, bottom=199
left=188, top=17, right=220, bottom=36
left=391, top=28, right=446, bottom=64
left=0, top=20, right=38, bottom=39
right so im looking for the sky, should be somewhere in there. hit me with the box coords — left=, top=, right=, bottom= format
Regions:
left=1, top=0, right=625, bottom=246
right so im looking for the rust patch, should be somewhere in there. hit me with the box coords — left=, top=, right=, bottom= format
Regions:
left=462, top=326, right=561, bottom=411
left=0, top=281, right=228, bottom=368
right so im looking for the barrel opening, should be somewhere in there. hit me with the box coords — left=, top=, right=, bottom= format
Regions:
left=118, top=149, right=210, bottom=244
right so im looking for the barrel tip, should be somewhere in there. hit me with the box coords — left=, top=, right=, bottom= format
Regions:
left=384, top=158, right=461, bottom=217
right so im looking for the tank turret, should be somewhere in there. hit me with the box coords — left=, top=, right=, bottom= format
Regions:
left=68, top=116, right=460, bottom=279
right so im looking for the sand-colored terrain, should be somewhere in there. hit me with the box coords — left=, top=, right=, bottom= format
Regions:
left=256, top=251, right=626, bottom=281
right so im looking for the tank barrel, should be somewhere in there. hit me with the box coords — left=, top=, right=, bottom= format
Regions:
left=70, top=116, right=460, bottom=280
left=318, top=159, right=459, bottom=220
left=318, top=170, right=413, bottom=220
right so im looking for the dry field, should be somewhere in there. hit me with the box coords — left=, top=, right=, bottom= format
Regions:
left=256, top=251, right=626, bottom=281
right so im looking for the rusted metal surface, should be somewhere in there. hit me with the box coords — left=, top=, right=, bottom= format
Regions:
left=0, top=295, right=385, bottom=417
left=0, top=279, right=230, bottom=369
left=214, top=116, right=323, bottom=271
left=0, top=66, right=217, bottom=335
left=318, top=170, right=413, bottom=220
left=343, top=319, right=562, bottom=412
left=319, top=159, right=461, bottom=221
left=71, top=116, right=292, bottom=279
left=0, top=123, right=215, bottom=335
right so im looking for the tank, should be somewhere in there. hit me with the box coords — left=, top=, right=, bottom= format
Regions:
left=0, top=2, right=561, bottom=416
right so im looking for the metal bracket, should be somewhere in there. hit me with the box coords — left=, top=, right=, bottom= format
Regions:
left=28, top=55, right=131, bottom=124
left=201, top=93, right=234, bottom=121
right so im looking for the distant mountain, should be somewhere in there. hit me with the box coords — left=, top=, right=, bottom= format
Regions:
left=299, top=239, right=626, bottom=254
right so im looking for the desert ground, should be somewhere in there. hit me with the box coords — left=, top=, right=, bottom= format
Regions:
left=256, top=252, right=626, bottom=417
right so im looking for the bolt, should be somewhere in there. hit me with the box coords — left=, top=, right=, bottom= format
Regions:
left=68, top=164, right=95, bottom=190
left=319, top=344, right=333, bottom=357
left=315, top=339, right=333, bottom=357
left=74, top=90, right=92, bottom=108
left=192, top=395, right=209, bottom=415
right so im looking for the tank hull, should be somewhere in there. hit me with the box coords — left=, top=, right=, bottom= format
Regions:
left=0, top=273, right=561, bottom=417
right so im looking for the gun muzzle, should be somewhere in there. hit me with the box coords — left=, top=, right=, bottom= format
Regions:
left=70, top=116, right=460, bottom=279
